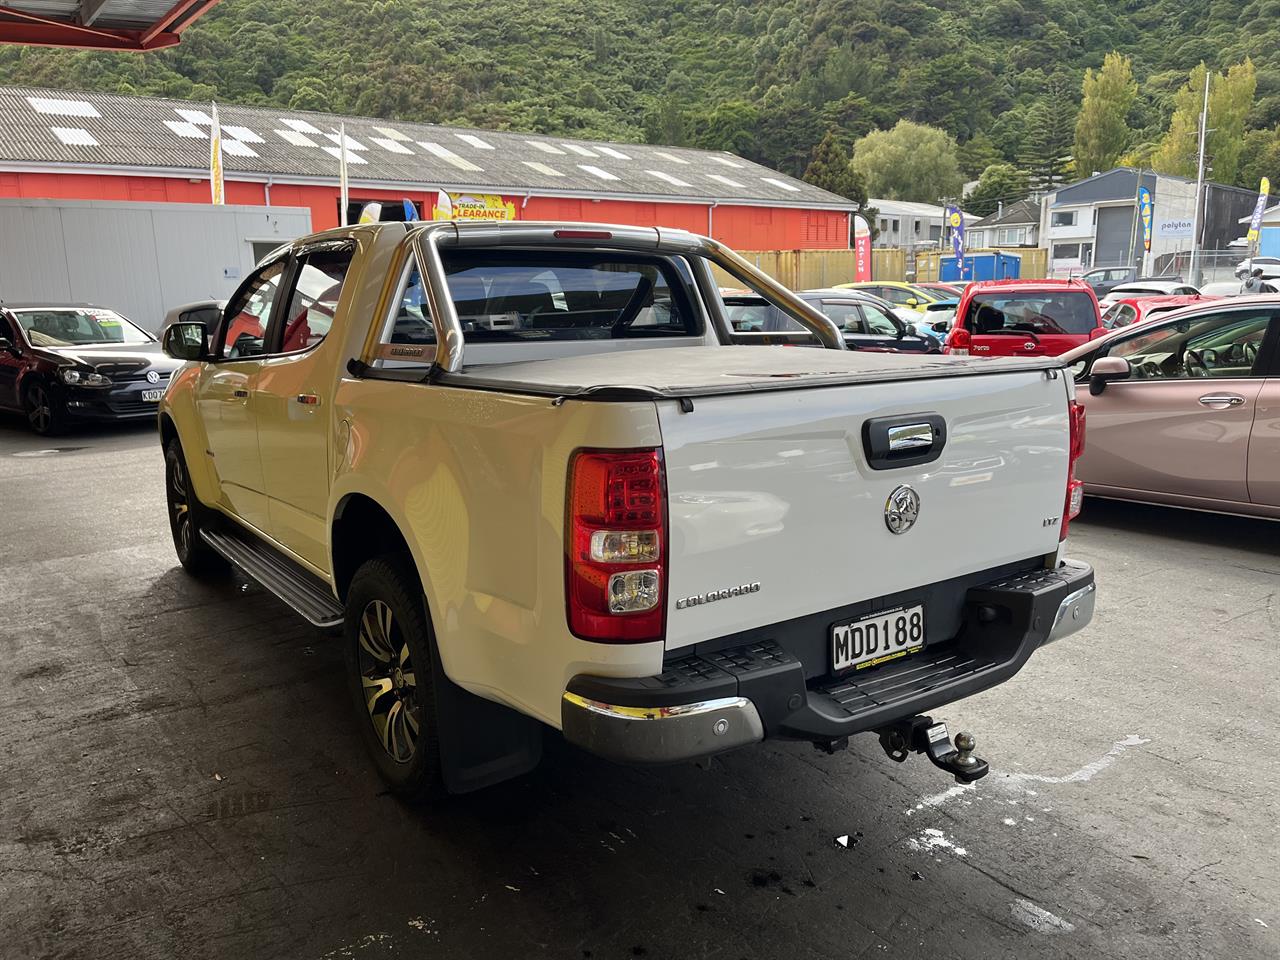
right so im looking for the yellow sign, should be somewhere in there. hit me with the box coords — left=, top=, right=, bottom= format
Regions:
left=1247, top=177, right=1271, bottom=244
left=432, top=192, right=515, bottom=221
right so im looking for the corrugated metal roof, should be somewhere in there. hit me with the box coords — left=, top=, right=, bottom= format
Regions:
left=0, top=85, right=856, bottom=210
left=0, top=1, right=219, bottom=49
left=970, top=199, right=1040, bottom=228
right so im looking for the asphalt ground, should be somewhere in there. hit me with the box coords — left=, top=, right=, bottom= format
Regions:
left=1, top=416, right=1276, bottom=960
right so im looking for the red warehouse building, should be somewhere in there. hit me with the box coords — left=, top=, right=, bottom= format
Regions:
left=0, top=86, right=854, bottom=249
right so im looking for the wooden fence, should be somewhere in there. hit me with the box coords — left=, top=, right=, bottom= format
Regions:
left=912, top=247, right=1049, bottom=281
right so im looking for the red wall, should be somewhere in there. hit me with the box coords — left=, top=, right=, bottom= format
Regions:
left=0, top=171, right=850, bottom=250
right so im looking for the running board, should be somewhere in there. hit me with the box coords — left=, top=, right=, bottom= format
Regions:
left=200, top=527, right=344, bottom=628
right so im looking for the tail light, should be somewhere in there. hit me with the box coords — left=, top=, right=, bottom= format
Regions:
left=1061, top=400, right=1086, bottom=541
left=945, top=325, right=971, bottom=355
left=566, top=448, right=666, bottom=642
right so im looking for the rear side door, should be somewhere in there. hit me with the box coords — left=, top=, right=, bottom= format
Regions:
left=1077, top=306, right=1278, bottom=504
left=196, top=258, right=289, bottom=531
left=857, top=301, right=932, bottom=352
left=0, top=312, right=23, bottom=409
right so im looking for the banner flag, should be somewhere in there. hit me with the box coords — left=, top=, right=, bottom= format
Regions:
left=1247, top=177, right=1271, bottom=244
left=209, top=101, right=224, bottom=205
left=1138, top=186, right=1153, bottom=252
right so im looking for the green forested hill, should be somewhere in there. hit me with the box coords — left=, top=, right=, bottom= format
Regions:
left=3, top=0, right=1279, bottom=184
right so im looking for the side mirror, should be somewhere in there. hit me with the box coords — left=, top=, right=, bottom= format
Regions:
left=163, top=321, right=209, bottom=361
left=1089, top=356, right=1131, bottom=395
left=905, top=297, right=919, bottom=307
left=0, top=336, right=15, bottom=354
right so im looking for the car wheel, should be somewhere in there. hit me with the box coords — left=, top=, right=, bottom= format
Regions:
left=164, top=438, right=230, bottom=577
left=24, top=381, right=66, bottom=436
left=344, top=554, right=445, bottom=803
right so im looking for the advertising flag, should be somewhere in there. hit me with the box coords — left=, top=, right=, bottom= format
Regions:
left=338, top=123, right=350, bottom=227
left=402, top=199, right=419, bottom=221
left=853, top=214, right=872, bottom=281
left=1247, top=177, right=1271, bottom=244
left=947, top=206, right=965, bottom=277
left=209, top=101, right=224, bottom=205
left=357, top=202, right=383, bottom=224
left=1138, top=186, right=1154, bottom=252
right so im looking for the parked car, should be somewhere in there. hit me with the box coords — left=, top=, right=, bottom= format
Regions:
left=916, top=281, right=964, bottom=297
left=0, top=302, right=183, bottom=435
left=1080, top=266, right=1139, bottom=298
left=1198, top=280, right=1245, bottom=298
left=943, top=279, right=1105, bottom=357
left=723, top=288, right=942, bottom=352
left=1098, top=280, right=1200, bottom=309
left=918, top=297, right=960, bottom=334
left=1234, top=256, right=1280, bottom=279
left=1062, top=296, right=1280, bottom=519
left=157, top=221, right=1094, bottom=800
left=833, top=281, right=948, bottom=313
left=1102, top=294, right=1218, bottom=329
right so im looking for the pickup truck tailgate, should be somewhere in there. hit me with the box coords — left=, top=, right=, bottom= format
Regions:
left=658, top=369, right=1070, bottom=650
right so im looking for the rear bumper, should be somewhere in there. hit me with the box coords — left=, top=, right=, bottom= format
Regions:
left=561, top=559, right=1094, bottom=765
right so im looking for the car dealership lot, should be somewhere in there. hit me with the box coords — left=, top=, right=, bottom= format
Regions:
left=1, top=420, right=1275, bottom=960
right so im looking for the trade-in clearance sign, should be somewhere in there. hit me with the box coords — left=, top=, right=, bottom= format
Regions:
left=1138, top=186, right=1153, bottom=252
left=433, top=192, right=516, bottom=221
left=1247, top=177, right=1271, bottom=244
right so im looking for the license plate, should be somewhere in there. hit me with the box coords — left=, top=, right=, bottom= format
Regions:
left=141, top=389, right=164, bottom=402
left=832, top=604, right=925, bottom=673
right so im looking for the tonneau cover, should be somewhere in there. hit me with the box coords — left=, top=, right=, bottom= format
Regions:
left=435, top=345, right=1063, bottom=398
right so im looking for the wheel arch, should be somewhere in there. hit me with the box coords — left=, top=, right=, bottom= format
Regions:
left=330, top=492, right=418, bottom=604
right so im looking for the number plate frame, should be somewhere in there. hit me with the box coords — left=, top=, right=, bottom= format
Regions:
left=141, top=389, right=164, bottom=402
left=831, top=603, right=926, bottom=674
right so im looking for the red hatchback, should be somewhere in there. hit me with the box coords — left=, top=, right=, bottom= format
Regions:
left=943, top=279, right=1105, bottom=357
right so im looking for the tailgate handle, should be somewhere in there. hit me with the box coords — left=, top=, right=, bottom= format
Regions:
left=863, top=414, right=946, bottom=471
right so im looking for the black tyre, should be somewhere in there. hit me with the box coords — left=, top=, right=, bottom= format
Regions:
left=24, top=381, right=66, bottom=436
left=344, top=554, right=445, bottom=803
left=164, top=438, right=230, bottom=577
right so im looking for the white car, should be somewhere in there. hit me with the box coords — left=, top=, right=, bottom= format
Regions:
left=156, top=221, right=1095, bottom=799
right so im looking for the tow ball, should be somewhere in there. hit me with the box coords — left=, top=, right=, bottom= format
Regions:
left=877, top=715, right=989, bottom=784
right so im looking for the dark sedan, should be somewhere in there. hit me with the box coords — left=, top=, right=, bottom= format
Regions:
left=723, top=288, right=943, bottom=352
left=0, top=303, right=184, bottom=435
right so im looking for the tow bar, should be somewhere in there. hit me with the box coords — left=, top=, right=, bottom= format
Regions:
left=878, top=715, right=989, bottom=784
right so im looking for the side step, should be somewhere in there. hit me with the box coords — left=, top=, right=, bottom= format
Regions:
left=201, top=527, right=344, bottom=628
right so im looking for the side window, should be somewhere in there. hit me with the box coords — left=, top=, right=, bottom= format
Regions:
left=276, top=247, right=355, bottom=354
left=1109, top=304, right=1138, bottom=328
left=220, top=261, right=286, bottom=358
left=1107, top=311, right=1273, bottom=380
left=821, top=301, right=863, bottom=332
left=860, top=303, right=900, bottom=336
left=388, top=260, right=436, bottom=345
left=0, top=313, right=14, bottom=341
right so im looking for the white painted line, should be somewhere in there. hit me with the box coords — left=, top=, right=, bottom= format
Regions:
left=1011, top=898, right=1076, bottom=933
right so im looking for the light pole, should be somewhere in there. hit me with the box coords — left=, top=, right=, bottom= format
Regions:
left=1188, top=70, right=1211, bottom=284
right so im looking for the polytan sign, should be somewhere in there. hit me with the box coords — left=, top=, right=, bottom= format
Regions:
left=433, top=192, right=516, bottom=221
left=1156, top=219, right=1193, bottom=240
left=853, top=214, right=872, bottom=281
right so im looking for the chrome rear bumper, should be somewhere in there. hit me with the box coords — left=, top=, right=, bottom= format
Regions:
left=560, top=692, right=764, bottom=764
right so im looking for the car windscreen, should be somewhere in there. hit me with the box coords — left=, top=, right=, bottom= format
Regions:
left=964, top=290, right=1098, bottom=336
left=435, top=250, right=701, bottom=341
left=14, top=308, right=152, bottom=346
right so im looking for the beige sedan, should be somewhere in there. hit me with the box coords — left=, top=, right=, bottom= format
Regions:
left=1061, top=296, right=1280, bottom=519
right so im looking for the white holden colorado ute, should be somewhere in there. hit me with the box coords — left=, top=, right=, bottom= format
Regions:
left=158, top=221, right=1095, bottom=800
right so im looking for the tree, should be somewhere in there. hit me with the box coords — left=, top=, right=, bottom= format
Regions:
left=1073, top=52, right=1137, bottom=177
left=1018, top=78, right=1078, bottom=191
left=802, top=131, right=868, bottom=207
left=1151, top=61, right=1257, bottom=183
left=1238, top=126, right=1280, bottom=190
left=957, top=132, right=1003, bottom=179
left=850, top=120, right=964, bottom=202
left=964, top=163, right=1031, bottom=219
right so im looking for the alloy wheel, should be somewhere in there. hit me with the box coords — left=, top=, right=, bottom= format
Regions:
left=168, top=454, right=192, bottom=556
left=26, top=385, right=51, bottom=433
left=357, top=599, right=421, bottom=764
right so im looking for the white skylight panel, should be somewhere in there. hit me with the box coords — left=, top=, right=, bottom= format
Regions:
left=27, top=97, right=99, bottom=118
left=710, top=155, right=744, bottom=168
left=323, top=132, right=366, bottom=151
left=417, top=141, right=484, bottom=172
left=762, top=177, right=801, bottom=192
left=646, top=169, right=691, bottom=187
left=221, top=140, right=258, bottom=158
left=561, top=143, right=598, bottom=157
left=321, top=145, right=367, bottom=164
left=371, top=137, right=414, bottom=155
left=276, top=129, right=318, bottom=147
left=176, top=108, right=213, bottom=125
left=596, top=146, right=632, bottom=160
left=653, top=150, right=689, bottom=165
left=579, top=164, right=620, bottom=181
left=526, top=140, right=565, bottom=155
left=522, top=161, right=564, bottom=177
left=51, top=127, right=99, bottom=147
left=282, top=118, right=322, bottom=134
left=455, top=133, right=494, bottom=150
left=373, top=125, right=410, bottom=141
left=164, top=120, right=204, bottom=138
left=706, top=173, right=746, bottom=188
left=222, top=125, right=264, bottom=144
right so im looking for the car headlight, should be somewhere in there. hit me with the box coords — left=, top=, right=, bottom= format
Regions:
left=60, top=367, right=112, bottom=387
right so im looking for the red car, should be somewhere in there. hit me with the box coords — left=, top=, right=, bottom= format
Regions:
left=1101, top=294, right=1219, bottom=329
left=943, top=279, right=1106, bottom=357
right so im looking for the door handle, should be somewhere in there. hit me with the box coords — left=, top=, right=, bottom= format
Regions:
left=295, top=393, right=320, bottom=406
left=233, top=389, right=249, bottom=399
left=1198, top=394, right=1245, bottom=407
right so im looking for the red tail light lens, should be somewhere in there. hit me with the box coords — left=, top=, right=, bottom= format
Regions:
left=566, top=448, right=666, bottom=642
left=945, top=325, right=971, bottom=355
left=1061, top=400, right=1086, bottom=541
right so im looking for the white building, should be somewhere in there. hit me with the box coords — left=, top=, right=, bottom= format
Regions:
left=870, top=199, right=976, bottom=249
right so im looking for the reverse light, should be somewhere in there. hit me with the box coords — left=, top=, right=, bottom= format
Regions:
left=944, top=326, right=971, bottom=356
left=1061, top=400, right=1086, bottom=541
left=566, top=448, right=666, bottom=642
